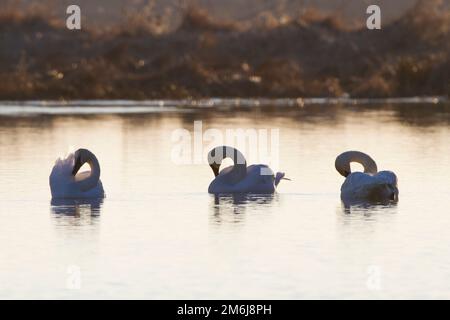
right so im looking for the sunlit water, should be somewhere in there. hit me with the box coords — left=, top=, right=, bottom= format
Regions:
left=1, top=102, right=450, bottom=299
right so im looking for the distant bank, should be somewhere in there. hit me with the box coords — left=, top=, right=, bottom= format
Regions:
left=0, top=1, right=448, bottom=100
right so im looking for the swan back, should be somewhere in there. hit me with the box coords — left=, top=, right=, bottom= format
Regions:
left=376, top=170, right=398, bottom=186
left=341, top=171, right=398, bottom=203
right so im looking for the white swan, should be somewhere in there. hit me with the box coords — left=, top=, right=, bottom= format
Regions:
left=50, top=148, right=105, bottom=199
left=335, top=151, right=398, bottom=203
left=207, top=146, right=287, bottom=194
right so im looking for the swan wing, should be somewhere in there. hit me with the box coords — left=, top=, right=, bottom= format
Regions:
left=233, top=165, right=276, bottom=193
left=376, top=171, right=398, bottom=186
left=341, top=172, right=398, bottom=202
left=208, top=164, right=277, bottom=194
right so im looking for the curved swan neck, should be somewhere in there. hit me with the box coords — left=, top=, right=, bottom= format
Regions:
left=207, top=146, right=247, bottom=178
left=73, top=149, right=101, bottom=191
left=335, top=151, right=378, bottom=177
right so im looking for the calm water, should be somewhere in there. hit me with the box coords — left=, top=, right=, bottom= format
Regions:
left=1, top=102, right=450, bottom=299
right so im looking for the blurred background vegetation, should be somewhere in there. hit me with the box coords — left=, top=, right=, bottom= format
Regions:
left=0, top=0, right=448, bottom=100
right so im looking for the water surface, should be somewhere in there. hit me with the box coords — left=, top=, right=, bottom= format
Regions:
left=1, top=103, right=450, bottom=299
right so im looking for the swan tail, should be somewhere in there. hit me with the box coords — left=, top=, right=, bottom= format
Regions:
left=275, top=172, right=285, bottom=187
left=367, top=183, right=399, bottom=202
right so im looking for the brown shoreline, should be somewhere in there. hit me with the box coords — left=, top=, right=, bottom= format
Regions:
left=0, top=2, right=448, bottom=100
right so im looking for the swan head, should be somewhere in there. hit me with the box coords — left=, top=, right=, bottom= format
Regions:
left=210, top=162, right=220, bottom=177
left=71, top=148, right=101, bottom=178
left=335, top=151, right=378, bottom=178
left=207, top=146, right=246, bottom=177
left=335, top=161, right=351, bottom=178
left=71, top=148, right=102, bottom=193
left=72, top=149, right=90, bottom=175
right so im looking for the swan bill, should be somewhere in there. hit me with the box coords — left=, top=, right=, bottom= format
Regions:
left=210, top=163, right=220, bottom=177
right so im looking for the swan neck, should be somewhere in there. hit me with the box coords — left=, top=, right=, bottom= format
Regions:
left=336, top=151, right=378, bottom=177
left=75, top=151, right=101, bottom=192
left=208, top=146, right=247, bottom=180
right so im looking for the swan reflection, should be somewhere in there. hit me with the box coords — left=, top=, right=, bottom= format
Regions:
left=340, top=200, right=398, bottom=215
left=50, top=198, right=103, bottom=225
left=211, top=193, right=276, bottom=224
left=213, top=193, right=276, bottom=206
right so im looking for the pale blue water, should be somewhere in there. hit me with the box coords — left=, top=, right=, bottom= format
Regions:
left=1, top=102, right=450, bottom=299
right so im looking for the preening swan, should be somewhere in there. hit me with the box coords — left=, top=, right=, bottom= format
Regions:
left=207, top=146, right=287, bottom=194
left=335, top=151, right=398, bottom=203
left=50, top=149, right=105, bottom=199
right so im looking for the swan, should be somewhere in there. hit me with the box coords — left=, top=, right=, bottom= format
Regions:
left=335, top=151, right=398, bottom=203
left=49, top=148, right=105, bottom=199
left=207, top=146, right=287, bottom=194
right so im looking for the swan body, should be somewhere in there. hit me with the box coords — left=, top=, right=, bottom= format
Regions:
left=50, top=149, right=105, bottom=199
left=207, top=146, right=286, bottom=194
left=335, top=151, right=398, bottom=203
